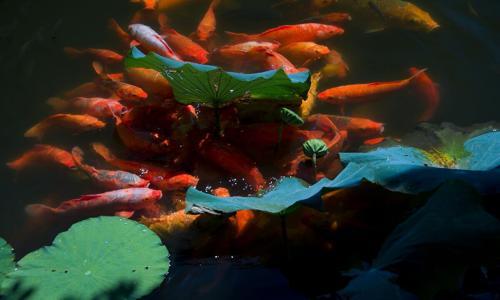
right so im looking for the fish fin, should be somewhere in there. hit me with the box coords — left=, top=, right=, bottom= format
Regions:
left=158, top=13, right=170, bottom=32
left=225, top=31, right=253, bottom=43
left=115, top=211, right=135, bottom=218
left=365, top=27, right=386, bottom=33
left=92, top=61, right=110, bottom=80
left=92, top=143, right=117, bottom=162
left=78, top=194, right=101, bottom=201
left=408, top=68, right=429, bottom=82
left=26, top=204, right=56, bottom=218
left=63, top=47, right=83, bottom=58
left=108, top=18, right=131, bottom=44
left=24, top=122, right=45, bottom=140
left=47, top=97, right=69, bottom=112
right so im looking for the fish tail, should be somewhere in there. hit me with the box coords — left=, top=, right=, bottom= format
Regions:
left=25, top=204, right=56, bottom=219
left=92, top=61, right=108, bottom=79
left=91, top=143, right=117, bottom=162
left=24, top=122, right=46, bottom=140
left=108, top=18, right=131, bottom=44
left=63, top=47, right=84, bottom=58
left=6, top=159, right=22, bottom=171
left=225, top=31, right=253, bottom=43
left=408, top=68, right=428, bottom=82
left=47, top=97, right=69, bottom=112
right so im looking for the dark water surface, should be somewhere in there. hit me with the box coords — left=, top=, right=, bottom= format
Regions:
left=0, top=0, right=499, bottom=298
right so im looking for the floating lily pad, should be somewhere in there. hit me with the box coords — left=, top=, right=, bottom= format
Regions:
left=2, top=217, right=169, bottom=300
left=125, top=48, right=311, bottom=107
left=0, top=238, right=14, bottom=288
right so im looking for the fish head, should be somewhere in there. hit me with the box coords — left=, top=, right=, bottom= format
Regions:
left=399, top=3, right=440, bottom=32
left=317, top=25, right=344, bottom=39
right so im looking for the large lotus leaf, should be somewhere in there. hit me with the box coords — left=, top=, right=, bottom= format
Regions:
left=2, top=217, right=169, bottom=300
left=373, top=181, right=500, bottom=269
left=338, top=269, right=417, bottom=300
left=125, top=47, right=311, bottom=106
left=186, top=132, right=500, bottom=214
left=0, top=238, right=14, bottom=288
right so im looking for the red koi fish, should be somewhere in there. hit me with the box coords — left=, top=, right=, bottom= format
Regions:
left=195, top=0, right=220, bottom=42
left=199, top=137, right=266, bottom=191
left=326, top=115, right=384, bottom=139
left=226, top=23, right=344, bottom=45
left=47, top=97, right=127, bottom=119
left=278, top=42, right=330, bottom=66
left=7, top=145, right=76, bottom=171
left=318, top=69, right=427, bottom=105
left=213, top=41, right=280, bottom=60
left=408, top=67, right=440, bottom=122
left=162, top=29, right=209, bottom=63
left=24, top=114, right=106, bottom=140
left=92, top=143, right=198, bottom=191
left=72, top=147, right=150, bottom=189
left=26, top=188, right=162, bottom=220
left=93, top=62, right=148, bottom=102
left=63, top=47, right=124, bottom=65
left=212, top=187, right=230, bottom=197
left=249, top=49, right=302, bottom=74
left=128, top=24, right=182, bottom=60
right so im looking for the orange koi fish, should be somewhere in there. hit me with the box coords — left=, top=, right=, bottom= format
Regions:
left=213, top=41, right=280, bottom=61
left=326, top=115, right=384, bottom=139
left=125, top=67, right=173, bottom=97
left=212, top=187, right=230, bottom=197
left=363, top=137, right=386, bottom=146
left=108, top=19, right=132, bottom=46
left=250, top=49, right=302, bottom=74
left=278, top=42, right=330, bottom=66
left=24, top=114, right=106, bottom=140
left=128, top=24, right=182, bottom=60
left=195, top=0, right=220, bottom=42
left=226, top=23, right=344, bottom=45
left=408, top=67, right=440, bottom=122
left=162, top=29, right=209, bottom=63
left=47, top=97, right=127, bottom=119
left=303, top=12, right=352, bottom=24
left=72, top=147, right=150, bottom=189
left=63, top=82, right=109, bottom=99
left=93, top=62, right=148, bottom=102
left=319, top=49, right=349, bottom=79
left=26, top=188, right=163, bottom=220
left=200, top=137, right=266, bottom=191
left=318, top=69, right=427, bottom=104
left=92, top=143, right=198, bottom=191
left=7, top=145, right=76, bottom=171
left=63, top=47, right=124, bottom=65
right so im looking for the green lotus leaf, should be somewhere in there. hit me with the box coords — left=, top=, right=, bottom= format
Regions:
left=125, top=47, right=311, bottom=107
left=2, top=217, right=169, bottom=300
left=303, top=139, right=328, bottom=159
left=0, top=238, right=14, bottom=288
left=280, top=107, right=304, bottom=126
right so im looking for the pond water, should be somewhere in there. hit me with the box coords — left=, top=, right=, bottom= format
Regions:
left=0, top=0, right=499, bottom=299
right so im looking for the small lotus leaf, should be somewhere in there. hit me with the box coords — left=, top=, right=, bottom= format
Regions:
left=2, top=217, right=169, bottom=300
left=302, top=139, right=328, bottom=158
left=280, top=108, right=304, bottom=126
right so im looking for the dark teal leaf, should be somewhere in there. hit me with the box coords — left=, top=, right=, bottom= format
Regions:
left=302, top=139, right=328, bottom=159
left=2, top=217, right=169, bottom=300
left=338, top=269, right=417, bottom=300
left=0, top=238, right=14, bottom=290
left=125, top=48, right=311, bottom=107
left=280, top=108, right=304, bottom=126
left=373, top=181, right=500, bottom=269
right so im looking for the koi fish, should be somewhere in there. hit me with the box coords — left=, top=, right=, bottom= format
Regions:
left=92, top=143, right=198, bottom=191
left=125, top=67, right=173, bottom=97
left=408, top=67, right=440, bottom=122
left=226, top=23, right=344, bottom=45
left=199, top=137, right=266, bottom=191
left=319, top=49, right=349, bottom=79
left=47, top=97, right=127, bottom=119
left=195, top=0, right=219, bottom=42
left=332, top=0, right=439, bottom=32
left=93, top=61, right=148, bottom=102
left=213, top=41, right=280, bottom=61
left=363, top=137, right=386, bottom=145
left=63, top=47, right=124, bottom=65
left=212, top=187, right=230, bottom=197
left=162, top=29, right=209, bottom=63
left=26, top=188, right=162, bottom=220
left=24, top=114, right=106, bottom=140
left=326, top=115, right=385, bottom=139
left=317, top=68, right=427, bottom=105
left=130, top=0, right=158, bottom=10
left=278, top=42, right=330, bottom=66
left=63, top=82, right=109, bottom=99
left=108, top=19, right=132, bottom=46
left=72, top=147, right=150, bottom=189
left=128, top=24, right=182, bottom=60
left=7, top=145, right=76, bottom=171
left=302, top=12, right=352, bottom=24
left=250, top=49, right=302, bottom=74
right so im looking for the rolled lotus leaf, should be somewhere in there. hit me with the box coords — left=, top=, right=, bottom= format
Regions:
left=280, top=107, right=304, bottom=126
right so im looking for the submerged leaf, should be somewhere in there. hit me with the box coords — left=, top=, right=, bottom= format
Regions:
left=280, top=107, right=304, bottom=126
left=2, top=217, right=169, bottom=300
left=302, top=139, right=328, bottom=159
left=125, top=48, right=311, bottom=107
left=0, top=238, right=14, bottom=289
